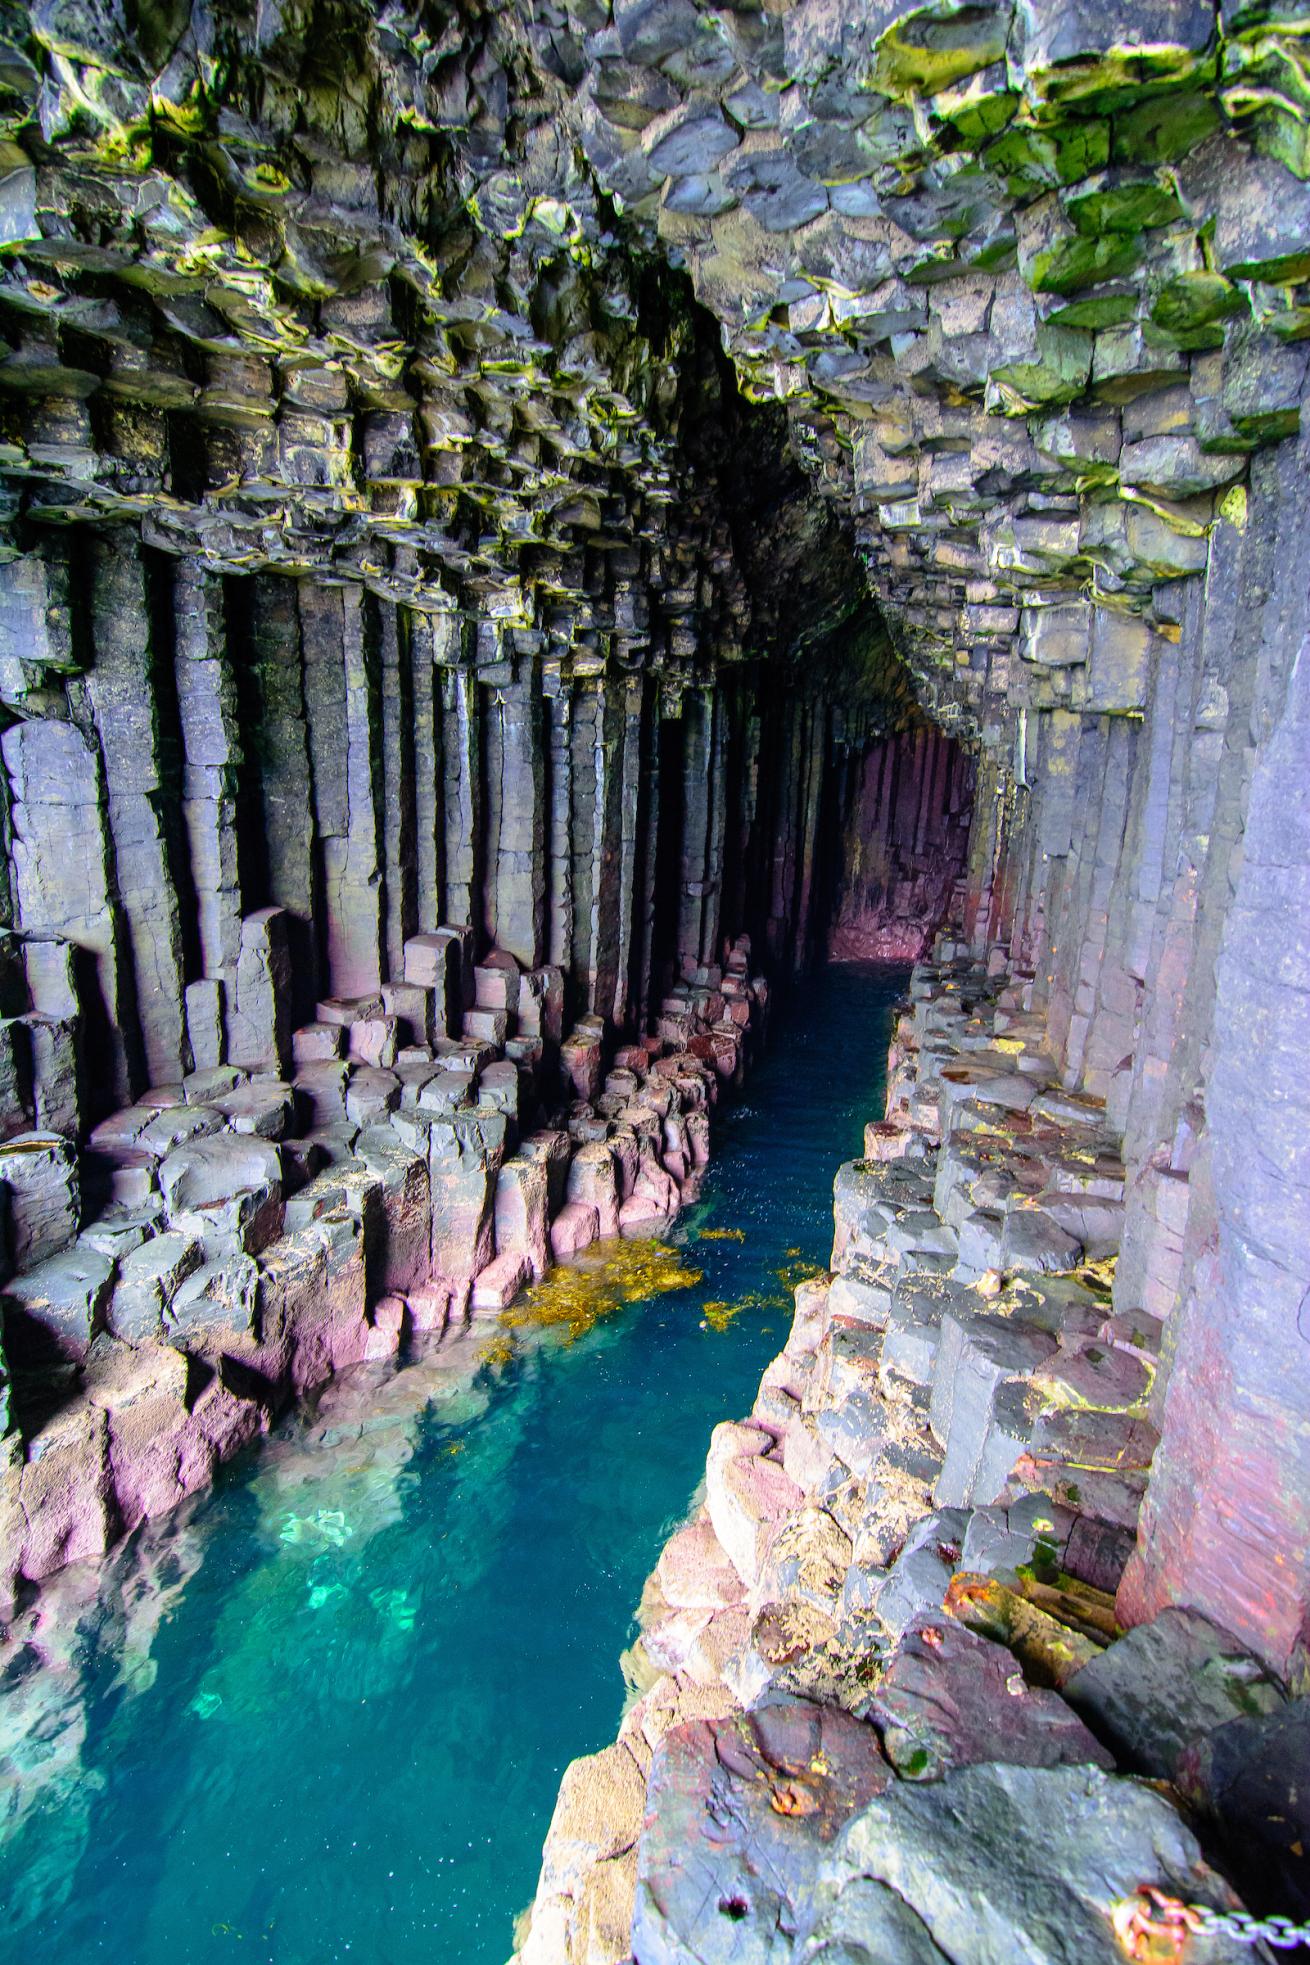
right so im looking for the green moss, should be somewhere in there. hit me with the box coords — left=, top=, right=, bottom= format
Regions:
left=1066, top=178, right=1184, bottom=236
left=1031, top=47, right=1218, bottom=114
left=1028, top=232, right=1142, bottom=296
left=940, top=86, right=1020, bottom=146
left=1151, top=271, right=1247, bottom=334
left=1143, top=318, right=1227, bottom=353
left=1111, top=90, right=1222, bottom=165
left=1047, top=285, right=1139, bottom=329
left=984, top=119, right=1110, bottom=195
left=873, top=8, right=1010, bottom=98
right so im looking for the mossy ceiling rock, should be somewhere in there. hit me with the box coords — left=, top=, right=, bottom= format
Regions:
left=1184, top=134, right=1310, bottom=282
left=871, top=2, right=1011, bottom=98
left=984, top=116, right=1111, bottom=195
left=1013, top=0, right=1218, bottom=106
left=3, top=0, right=1310, bottom=755
left=1150, top=271, right=1248, bottom=335
left=1220, top=5, right=1310, bottom=177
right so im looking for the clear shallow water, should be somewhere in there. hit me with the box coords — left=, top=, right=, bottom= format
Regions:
left=0, top=964, right=904, bottom=1965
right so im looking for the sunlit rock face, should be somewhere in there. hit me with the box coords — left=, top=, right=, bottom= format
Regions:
left=0, top=0, right=1308, bottom=1714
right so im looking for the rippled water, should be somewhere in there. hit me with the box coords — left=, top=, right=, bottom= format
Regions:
left=0, top=964, right=904, bottom=1965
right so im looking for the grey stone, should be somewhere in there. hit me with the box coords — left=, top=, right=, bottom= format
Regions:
left=167, top=1255, right=260, bottom=1345
left=1064, top=1608, right=1287, bottom=1781
left=1, top=1244, right=114, bottom=1364
left=109, top=1230, right=204, bottom=1344
left=820, top=1762, right=1253, bottom=1965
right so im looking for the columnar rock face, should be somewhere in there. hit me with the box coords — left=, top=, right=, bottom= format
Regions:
left=827, top=725, right=975, bottom=959
left=0, top=6, right=975, bottom=1600
left=1, top=0, right=1310, bottom=1779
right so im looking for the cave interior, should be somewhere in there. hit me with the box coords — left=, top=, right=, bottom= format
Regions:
left=1, top=0, right=1309, bottom=1956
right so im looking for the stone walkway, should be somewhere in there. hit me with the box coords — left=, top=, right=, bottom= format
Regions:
left=520, top=938, right=1306, bottom=1965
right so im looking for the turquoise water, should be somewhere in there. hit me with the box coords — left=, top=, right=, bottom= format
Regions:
left=0, top=965, right=903, bottom=1965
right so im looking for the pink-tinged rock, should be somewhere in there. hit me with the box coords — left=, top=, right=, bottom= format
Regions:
left=473, top=962, right=519, bottom=1014
left=872, top=1613, right=1114, bottom=1781
left=619, top=1192, right=671, bottom=1233
left=1031, top=1338, right=1152, bottom=1415
left=551, top=1200, right=599, bottom=1261
left=520, top=1126, right=572, bottom=1214
left=708, top=1032, right=741, bottom=1080
left=87, top=1337, right=195, bottom=1526
left=252, top=1210, right=369, bottom=1397
left=317, top=993, right=384, bottom=1027
left=408, top=1280, right=453, bottom=1333
left=293, top=1023, right=345, bottom=1063
left=566, top=1140, right=620, bottom=1238
left=188, top=1366, right=263, bottom=1469
left=686, top=1109, right=711, bottom=1168
left=470, top=1249, right=529, bottom=1313
left=613, top=1045, right=649, bottom=1077
left=16, top=1404, right=116, bottom=1580
left=781, top=1411, right=836, bottom=1494
left=864, top=1119, right=915, bottom=1162
left=632, top=1703, right=889, bottom=1963
left=657, top=1515, right=746, bottom=1611
left=357, top=1137, right=434, bottom=1298
left=427, top=1108, right=507, bottom=1291
left=785, top=1275, right=831, bottom=1362
left=631, top=1146, right=680, bottom=1217
left=1097, top=1309, right=1164, bottom=1365
left=608, top=1127, right=639, bottom=1200
left=560, top=1030, right=604, bottom=1104
left=463, top=1006, right=508, bottom=1045
left=662, top=1109, right=690, bottom=1163
left=348, top=1016, right=399, bottom=1069
left=644, top=1604, right=715, bottom=1676
left=517, top=965, right=564, bottom=1044
left=403, top=929, right=469, bottom=1036
left=381, top=981, right=437, bottom=1049
left=706, top=1420, right=803, bottom=1588
left=494, top=1153, right=551, bottom=1280
left=364, top=1292, right=407, bottom=1360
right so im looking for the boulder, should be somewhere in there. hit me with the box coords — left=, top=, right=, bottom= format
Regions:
left=817, top=1760, right=1254, bottom=1965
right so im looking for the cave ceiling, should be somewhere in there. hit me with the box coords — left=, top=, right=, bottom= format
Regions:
left=1, top=4, right=1308, bottom=738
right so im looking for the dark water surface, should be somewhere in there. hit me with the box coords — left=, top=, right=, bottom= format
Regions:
left=0, top=964, right=904, bottom=1965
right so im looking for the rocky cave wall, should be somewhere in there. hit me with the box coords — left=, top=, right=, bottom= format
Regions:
left=0, top=0, right=974, bottom=1604
left=0, top=0, right=1307, bottom=1673
left=530, top=0, right=1310, bottom=1677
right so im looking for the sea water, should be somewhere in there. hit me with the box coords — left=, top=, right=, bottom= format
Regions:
left=0, top=964, right=905, bottom=1965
